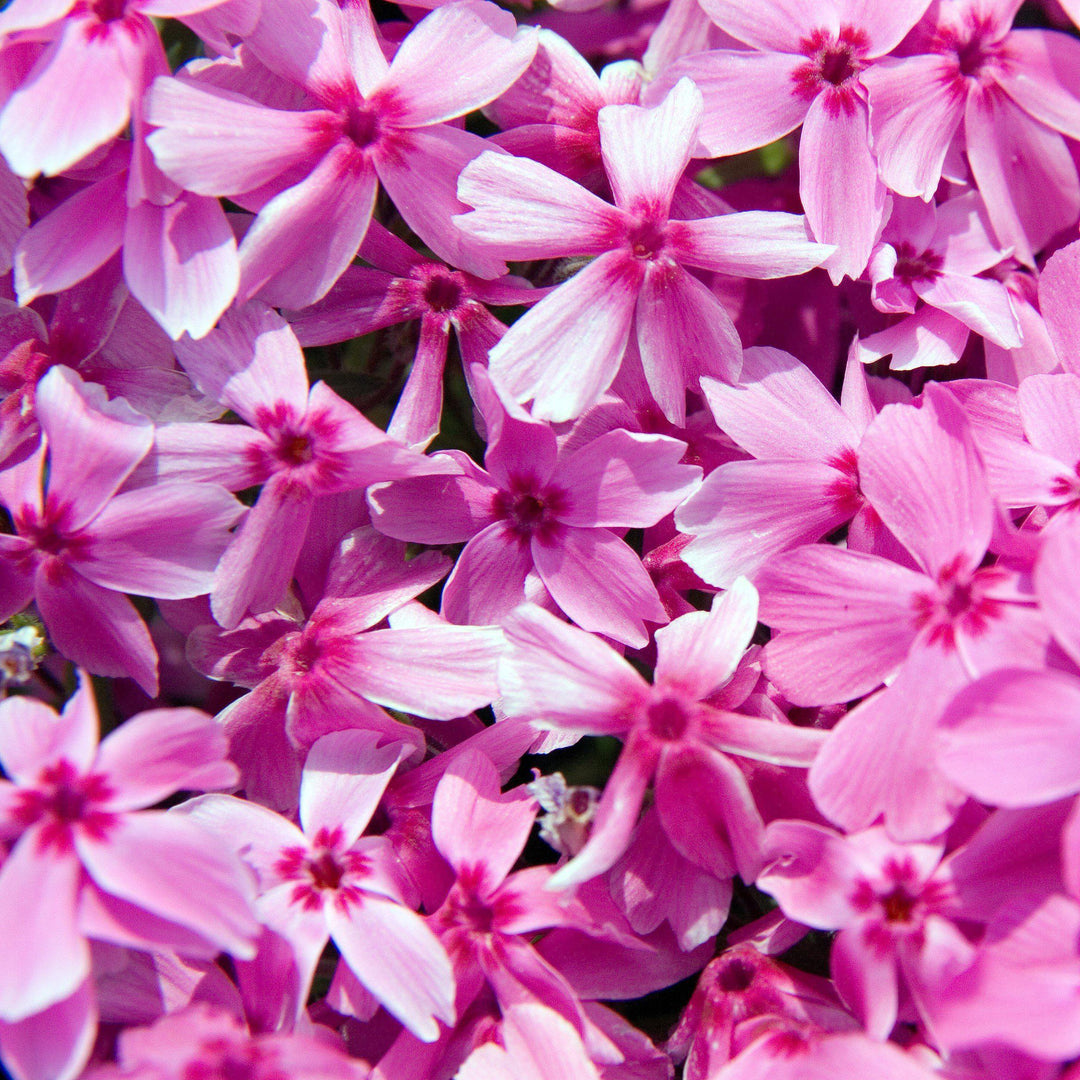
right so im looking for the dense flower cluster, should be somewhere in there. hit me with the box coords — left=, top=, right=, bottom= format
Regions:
left=3, top=0, right=1080, bottom=1077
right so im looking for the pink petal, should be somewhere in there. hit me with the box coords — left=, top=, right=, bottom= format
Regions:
left=674, top=211, right=831, bottom=278
left=13, top=171, right=126, bottom=305
left=0, top=979, right=96, bottom=1080
left=995, top=29, right=1080, bottom=141
left=440, top=520, right=535, bottom=626
left=176, top=301, right=310, bottom=424
left=655, top=744, right=762, bottom=881
left=800, top=94, right=885, bottom=283
left=95, top=708, right=237, bottom=812
left=1040, top=238, right=1080, bottom=376
left=858, top=384, right=992, bottom=578
left=700, top=706, right=827, bottom=767
left=838, top=0, right=932, bottom=54
left=677, top=460, right=856, bottom=587
left=339, top=625, right=503, bottom=720
left=123, top=193, right=239, bottom=341
left=857, top=305, right=971, bottom=372
left=548, top=729, right=659, bottom=889
left=701, top=345, right=858, bottom=460
left=965, top=89, right=1080, bottom=267
left=651, top=51, right=807, bottom=157
left=75, top=811, right=258, bottom=958
left=299, top=730, right=409, bottom=845
left=599, top=77, right=701, bottom=217
left=431, top=749, right=537, bottom=884
left=695, top=0, right=823, bottom=52
left=375, top=125, right=505, bottom=279
left=0, top=676, right=97, bottom=784
left=534, top=527, right=668, bottom=648
left=367, top=469, right=497, bottom=544
left=327, top=896, right=454, bottom=1041
left=553, top=430, right=701, bottom=528
left=36, top=566, right=158, bottom=695
left=0, top=834, right=86, bottom=1021
left=211, top=471, right=314, bottom=629
left=1017, top=372, right=1080, bottom=464
left=499, top=602, right=649, bottom=734
left=35, top=366, right=152, bottom=531
left=77, top=481, right=241, bottom=599
left=488, top=251, right=640, bottom=423
left=1035, top=522, right=1080, bottom=668
left=808, top=650, right=970, bottom=840
left=145, top=77, right=332, bottom=195
left=914, top=272, right=1020, bottom=349
left=831, top=924, right=898, bottom=1040
left=863, top=57, right=964, bottom=198
left=0, top=16, right=136, bottom=177
left=653, top=578, right=758, bottom=698
left=758, top=547, right=927, bottom=706
left=243, top=0, right=351, bottom=95
left=938, top=668, right=1080, bottom=807
left=239, top=145, right=377, bottom=309
left=634, top=262, right=742, bottom=423
left=386, top=315, right=449, bottom=449
left=757, top=820, right=862, bottom=927
left=385, top=1, right=537, bottom=127
left=455, top=149, right=625, bottom=260
left=175, top=792, right=305, bottom=886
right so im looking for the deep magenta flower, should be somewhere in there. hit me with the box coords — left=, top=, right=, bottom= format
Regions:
left=368, top=368, right=701, bottom=647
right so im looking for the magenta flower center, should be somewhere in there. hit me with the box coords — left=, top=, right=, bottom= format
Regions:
left=715, top=955, right=757, bottom=993
left=892, top=243, right=944, bottom=286
left=276, top=827, right=369, bottom=912
left=494, top=477, right=568, bottom=543
left=88, top=0, right=128, bottom=21
left=12, top=759, right=116, bottom=852
left=423, top=271, right=466, bottom=313
left=932, top=18, right=1007, bottom=84
left=911, top=559, right=1005, bottom=649
left=792, top=26, right=869, bottom=116
left=344, top=102, right=382, bottom=150
left=646, top=695, right=691, bottom=742
left=626, top=219, right=669, bottom=261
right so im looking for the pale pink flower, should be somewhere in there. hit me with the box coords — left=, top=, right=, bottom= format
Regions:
left=499, top=584, right=826, bottom=889
left=179, top=729, right=456, bottom=1041
left=0, top=674, right=258, bottom=1026
left=145, top=0, right=537, bottom=307
left=455, top=77, right=831, bottom=422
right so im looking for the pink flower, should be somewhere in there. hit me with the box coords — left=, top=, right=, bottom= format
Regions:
left=0, top=674, right=258, bottom=1025
left=0, top=366, right=242, bottom=694
left=369, top=368, right=701, bottom=647
left=152, top=302, right=445, bottom=628
left=863, top=0, right=1080, bottom=263
left=455, top=77, right=831, bottom=422
left=499, top=583, right=826, bottom=889
left=180, top=729, right=456, bottom=1041
left=145, top=0, right=538, bottom=307
left=650, top=0, right=933, bottom=280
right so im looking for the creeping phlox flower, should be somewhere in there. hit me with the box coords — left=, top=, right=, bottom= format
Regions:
left=0, top=674, right=258, bottom=1079
left=7, top=1, right=1080, bottom=1079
